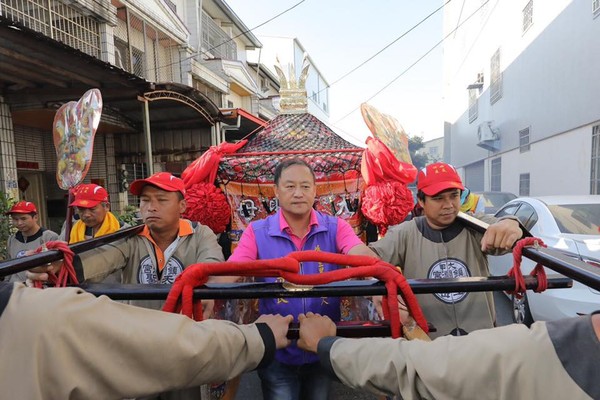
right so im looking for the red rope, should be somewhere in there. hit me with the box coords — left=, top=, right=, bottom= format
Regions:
left=506, top=237, right=548, bottom=298
left=32, top=241, right=79, bottom=288
left=162, top=251, right=428, bottom=339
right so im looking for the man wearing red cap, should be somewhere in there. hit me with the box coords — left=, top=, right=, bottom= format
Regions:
left=63, top=183, right=126, bottom=244
left=5, top=201, right=58, bottom=282
left=60, top=183, right=129, bottom=284
left=369, top=162, right=523, bottom=338
left=28, top=172, right=225, bottom=399
left=31, top=172, right=223, bottom=300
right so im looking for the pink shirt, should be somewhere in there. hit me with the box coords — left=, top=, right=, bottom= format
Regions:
left=229, top=209, right=363, bottom=261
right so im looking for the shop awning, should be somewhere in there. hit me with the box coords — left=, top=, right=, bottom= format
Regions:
left=0, top=16, right=222, bottom=134
left=221, top=108, right=268, bottom=141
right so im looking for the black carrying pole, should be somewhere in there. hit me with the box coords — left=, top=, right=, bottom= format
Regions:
left=0, top=217, right=578, bottom=295
left=0, top=225, right=144, bottom=278
left=0, top=215, right=581, bottom=339
left=78, top=276, right=572, bottom=300
left=458, top=212, right=600, bottom=291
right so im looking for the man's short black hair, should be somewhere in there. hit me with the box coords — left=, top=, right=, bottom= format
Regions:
left=274, top=158, right=316, bottom=185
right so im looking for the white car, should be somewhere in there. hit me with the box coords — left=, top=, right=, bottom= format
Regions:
left=474, top=191, right=517, bottom=214
left=489, top=196, right=600, bottom=325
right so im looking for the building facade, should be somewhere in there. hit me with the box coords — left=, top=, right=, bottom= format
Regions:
left=442, top=0, right=600, bottom=195
left=420, top=137, right=444, bottom=163
left=0, top=0, right=278, bottom=231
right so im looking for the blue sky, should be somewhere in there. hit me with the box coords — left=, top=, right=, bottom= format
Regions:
left=226, top=0, right=445, bottom=143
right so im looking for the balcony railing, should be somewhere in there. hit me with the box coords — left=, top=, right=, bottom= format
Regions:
left=201, top=11, right=237, bottom=60
left=0, top=0, right=101, bottom=58
left=114, top=7, right=179, bottom=82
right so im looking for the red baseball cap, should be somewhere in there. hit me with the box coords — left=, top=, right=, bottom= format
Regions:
left=70, top=184, right=109, bottom=208
left=7, top=201, right=37, bottom=215
left=417, top=162, right=465, bottom=196
left=129, top=172, right=186, bottom=196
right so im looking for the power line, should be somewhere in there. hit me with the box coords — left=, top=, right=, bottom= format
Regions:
left=334, top=0, right=491, bottom=125
left=451, top=0, right=499, bottom=80
left=324, top=120, right=369, bottom=146
left=319, top=0, right=452, bottom=95
left=200, top=0, right=307, bottom=59
left=453, top=0, right=467, bottom=39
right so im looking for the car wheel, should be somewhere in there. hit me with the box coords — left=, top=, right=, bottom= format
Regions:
left=511, top=294, right=534, bottom=326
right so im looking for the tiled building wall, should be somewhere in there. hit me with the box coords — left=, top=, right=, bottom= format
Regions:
left=0, top=98, right=18, bottom=200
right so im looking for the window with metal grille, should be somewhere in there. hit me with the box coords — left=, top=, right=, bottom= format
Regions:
left=523, top=1, right=533, bottom=32
left=0, top=0, right=101, bottom=58
left=468, top=73, right=483, bottom=123
left=468, top=89, right=479, bottom=123
left=519, top=127, right=530, bottom=152
left=126, top=163, right=148, bottom=207
left=114, top=39, right=130, bottom=71
left=590, top=124, right=600, bottom=194
left=428, top=146, right=440, bottom=162
left=490, top=48, right=503, bottom=105
left=114, top=7, right=177, bottom=81
left=519, top=173, right=530, bottom=196
left=260, top=78, right=269, bottom=92
left=491, top=158, right=502, bottom=191
left=201, top=11, right=237, bottom=60
left=594, top=0, right=600, bottom=15
left=131, top=46, right=145, bottom=77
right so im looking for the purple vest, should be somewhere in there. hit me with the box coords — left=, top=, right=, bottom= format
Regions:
left=252, top=210, right=340, bottom=365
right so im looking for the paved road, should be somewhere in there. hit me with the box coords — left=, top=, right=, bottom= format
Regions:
left=234, top=292, right=514, bottom=399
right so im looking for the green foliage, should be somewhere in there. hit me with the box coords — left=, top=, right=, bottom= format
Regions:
left=117, top=204, right=141, bottom=226
left=0, top=192, right=16, bottom=261
left=408, top=135, right=430, bottom=171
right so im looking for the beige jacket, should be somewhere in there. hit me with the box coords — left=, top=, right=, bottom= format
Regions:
left=0, top=282, right=274, bottom=400
left=6, top=228, right=59, bottom=282
left=319, top=315, right=599, bottom=399
left=370, top=215, right=509, bottom=337
left=73, top=219, right=224, bottom=309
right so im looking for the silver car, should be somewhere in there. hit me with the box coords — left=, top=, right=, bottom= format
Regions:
left=489, top=196, right=600, bottom=325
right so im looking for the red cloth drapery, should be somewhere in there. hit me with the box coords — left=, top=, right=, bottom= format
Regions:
left=360, top=137, right=417, bottom=235
left=361, top=137, right=416, bottom=186
left=163, top=250, right=429, bottom=338
left=181, top=141, right=247, bottom=233
left=182, top=140, right=248, bottom=187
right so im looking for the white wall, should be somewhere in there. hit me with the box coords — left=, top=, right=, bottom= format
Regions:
left=247, top=36, right=330, bottom=121
left=484, top=124, right=594, bottom=196
left=443, top=0, right=600, bottom=195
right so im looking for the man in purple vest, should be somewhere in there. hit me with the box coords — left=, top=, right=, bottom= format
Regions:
left=225, top=158, right=375, bottom=400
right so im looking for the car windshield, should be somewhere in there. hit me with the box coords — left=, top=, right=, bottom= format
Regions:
left=547, top=203, right=600, bottom=234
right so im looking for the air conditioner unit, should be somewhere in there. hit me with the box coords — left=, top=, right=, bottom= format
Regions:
left=477, top=121, right=500, bottom=151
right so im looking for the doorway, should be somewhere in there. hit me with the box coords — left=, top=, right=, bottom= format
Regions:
left=17, top=171, right=49, bottom=228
